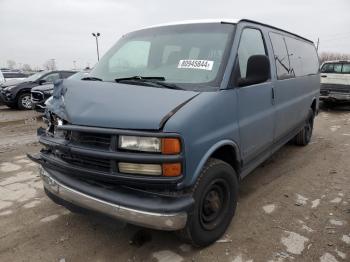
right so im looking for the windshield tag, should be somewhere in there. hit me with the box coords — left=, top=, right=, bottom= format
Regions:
left=178, top=60, right=214, bottom=71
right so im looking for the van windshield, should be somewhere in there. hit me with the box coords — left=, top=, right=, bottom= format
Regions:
left=90, top=23, right=235, bottom=90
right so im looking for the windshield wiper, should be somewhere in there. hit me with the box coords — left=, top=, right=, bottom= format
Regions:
left=115, top=76, right=165, bottom=82
left=81, top=76, right=103, bottom=81
left=114, top=76, right=183, bottom=90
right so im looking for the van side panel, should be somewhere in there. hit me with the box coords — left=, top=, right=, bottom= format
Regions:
left=268, top=31, right=320, bottom=142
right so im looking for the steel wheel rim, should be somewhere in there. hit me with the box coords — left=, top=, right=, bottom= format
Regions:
left=199, top=178, right=230, bottom=231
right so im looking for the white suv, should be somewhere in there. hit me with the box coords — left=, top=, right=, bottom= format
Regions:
left=320, top=60, right=350, bottom=103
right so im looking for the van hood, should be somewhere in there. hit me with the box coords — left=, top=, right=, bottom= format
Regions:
left=47, top=79, right=199, bottom=130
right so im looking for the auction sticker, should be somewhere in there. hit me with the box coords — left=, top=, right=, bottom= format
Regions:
left=178, top=60, right=214, bottom=70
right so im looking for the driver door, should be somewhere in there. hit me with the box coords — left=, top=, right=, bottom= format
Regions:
left=235, top=27, right=276, bottom=166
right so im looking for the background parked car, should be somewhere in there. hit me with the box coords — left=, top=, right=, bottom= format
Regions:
left=320, top=60, right=350, bottom=104
left=31, top=70, right=90, bottom=111
left=0, top=70, right=76, bottom=110
left=2, top=71, right=28, bottom=81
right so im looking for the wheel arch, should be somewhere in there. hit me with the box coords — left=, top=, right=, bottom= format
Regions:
left=311, top=97, right=318, bottom=115
left=192, top=140, right=241, bottom=184
left=15, top=88, right=32, bottom=100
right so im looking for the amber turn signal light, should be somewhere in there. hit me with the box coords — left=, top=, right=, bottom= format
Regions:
left=162, top=163, right=181, bottom=177
left=161, top=138, right=181, bottom=154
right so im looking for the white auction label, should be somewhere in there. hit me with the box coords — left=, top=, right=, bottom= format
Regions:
left=177, top=60, right=214, bottom=70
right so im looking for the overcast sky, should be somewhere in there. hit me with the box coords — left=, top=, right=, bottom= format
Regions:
left=1, top=0, right=350, bottom=70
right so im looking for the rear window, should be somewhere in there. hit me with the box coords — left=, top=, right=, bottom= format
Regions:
left=321, top=63, right=350, bottom=74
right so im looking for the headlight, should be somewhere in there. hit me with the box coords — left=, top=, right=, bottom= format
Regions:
left=119, top=136, right=181, bottom=154
left=119, top=136, right=161, bottom=152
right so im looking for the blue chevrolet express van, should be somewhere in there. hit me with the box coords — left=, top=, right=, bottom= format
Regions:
left=29, top=19, right=320, bottom=247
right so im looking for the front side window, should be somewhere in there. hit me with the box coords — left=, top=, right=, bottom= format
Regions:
left=90, top=23, right=235, bottom=90
left=237, top=28, right=267, bottom=79
left=42, top=73, right=60, bottom=82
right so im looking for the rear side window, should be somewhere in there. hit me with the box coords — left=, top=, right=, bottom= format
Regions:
left=269, top=33, right=291, bottom=79
left=284, top=37, right=319, bottom=77
left=237, top=28, right=266, bottom=78
left=269, top=32, right=319, bottom=79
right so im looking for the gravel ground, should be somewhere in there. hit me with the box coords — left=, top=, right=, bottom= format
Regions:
left=0, top=104, right=349, bottom=262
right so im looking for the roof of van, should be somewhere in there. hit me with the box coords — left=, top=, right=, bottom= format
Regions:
left=143, top=18, right=313, bottom=44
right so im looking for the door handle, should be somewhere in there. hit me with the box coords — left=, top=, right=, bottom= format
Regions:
left=271, top=88, right=275, bottom=104
left=321, top=75, right=327, bottom=78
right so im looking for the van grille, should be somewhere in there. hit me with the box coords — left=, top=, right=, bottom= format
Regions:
left=60, top=153, right=112, bottom=172
left=69, top=131, right=112, bottom=149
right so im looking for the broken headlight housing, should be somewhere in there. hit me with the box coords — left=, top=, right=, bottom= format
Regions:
left=45, top=114, right=66, bottom=138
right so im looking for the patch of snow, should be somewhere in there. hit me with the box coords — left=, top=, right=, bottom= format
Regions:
left=295, top=194, right=308, bottom=206
left=152, top=250, right=183, bottom=262
left=330, top=197, right=342, bottom=204
left=281, top=231, right=309, bottom=255
left=330, top=219, right=345, bottom=226
left=40, top=214, right=59, bottom=223
left=320, top=253, right=338, bottom=262
left=263, top=204, right=276, bottom=214
left=311, top=199, right=320, bottom=208
left=302, top=224, right=314, bottom=233
left=341, top=235, right=350, bottom=244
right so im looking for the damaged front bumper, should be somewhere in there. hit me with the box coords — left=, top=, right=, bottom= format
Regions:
left=29, top=154, right=192, bottom=231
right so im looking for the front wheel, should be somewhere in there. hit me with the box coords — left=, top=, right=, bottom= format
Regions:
left=17, top=93, right=33, bottom=110
left=177, top=158, right=238, bottom=247
left=294, top=109, right=314, bottom=146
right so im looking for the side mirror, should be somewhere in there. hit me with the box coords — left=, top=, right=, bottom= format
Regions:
left=38, top=79, right=46, bottom=85
left=238, top=55, right=270, bottom=87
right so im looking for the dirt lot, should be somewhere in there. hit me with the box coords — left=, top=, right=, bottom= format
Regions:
left=0, top=104, right=349, bottom=262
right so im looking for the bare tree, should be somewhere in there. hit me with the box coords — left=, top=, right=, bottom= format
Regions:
left=7, top=60, right=16, bottom=69
left=43, top=59, right=57, bottom=70
left=22, top=64, right=32, bottom=72
left=319, top=52, right=350, bottom=64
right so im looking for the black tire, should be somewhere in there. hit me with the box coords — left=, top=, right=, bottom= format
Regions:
left=177, top=158, right=238, bottom=247
left=17, top=93, right=33, bottom=110
left=294, top=109, right=314, bottom=146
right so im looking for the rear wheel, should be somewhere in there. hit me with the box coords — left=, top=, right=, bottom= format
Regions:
left=177, top=158, right=238, bottom=247
left=294, top=109, right=314, bottom=146
left=17, top=93, right=32, bottom=110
